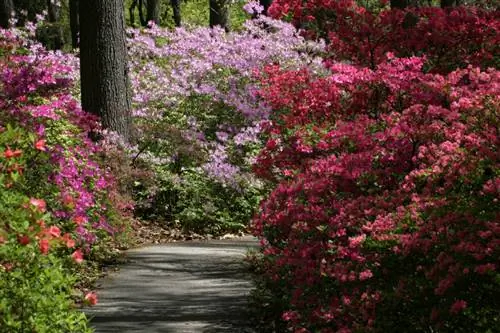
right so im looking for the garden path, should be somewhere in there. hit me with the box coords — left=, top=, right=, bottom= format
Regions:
left=84, top=236, right=258, bottom=333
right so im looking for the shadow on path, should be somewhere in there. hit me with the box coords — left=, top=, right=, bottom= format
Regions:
left=84, top=237, right=258, bottom=333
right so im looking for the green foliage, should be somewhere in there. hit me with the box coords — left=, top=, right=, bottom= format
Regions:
left=0, top=125, right=91, bottom=333
left=125, top=0, right=249, bottom=30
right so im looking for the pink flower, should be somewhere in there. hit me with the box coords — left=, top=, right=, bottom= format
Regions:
left=359, top=269, right=373, bottom=281
left=46, top=226, right=61, bottom=238
left=29, top=198, right=47, bottom=213
left=84, top=292, right=98, bottom=306
left=71, top=249, right=84, bottom=264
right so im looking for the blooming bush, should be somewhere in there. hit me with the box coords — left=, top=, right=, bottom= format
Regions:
left=252, top=56, right=499, bottom=331
left=0, top=26, right=131, bottom=331
left=268, top=0, right=499, bottom=72
left=125, top=16, right=326, bottom=233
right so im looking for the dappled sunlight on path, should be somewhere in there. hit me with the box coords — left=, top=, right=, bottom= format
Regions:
left=84, top=237, right=258, bottom=333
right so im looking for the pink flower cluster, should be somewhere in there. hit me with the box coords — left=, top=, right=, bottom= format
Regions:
left=252, top=56, right=499, bottom=331
left=0, top=27, right=127, bottom=254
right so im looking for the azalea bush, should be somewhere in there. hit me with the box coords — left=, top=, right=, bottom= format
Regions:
left=252, top=55, right=499, bottom=332
left=268, top=0, right=499, bottom=72
left=0, top=26, right=131, bottom=331
left=125, top=15, right=326, bottom=234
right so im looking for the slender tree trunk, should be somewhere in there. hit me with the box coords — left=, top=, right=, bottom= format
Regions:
left=69, top=0, right=79, bottom=48
left=139, top=0, right=147, bottom=26
left=171, top=0, right=181, bottom=27
left=146, top=0, right=160, bottom=25
left=390, top=0, right=409, bottom=9
left=79, top=0, right=132, bottom=141
left=0, top=0, right=14, bottom=28
left=441, top=0, right=456, bottom=7
left=46, top=0, right=59, bottom=22
left=209, top=0, right=228, bottom=31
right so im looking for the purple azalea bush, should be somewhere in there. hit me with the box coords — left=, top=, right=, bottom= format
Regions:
left=125, top=16, right=326, bottom=233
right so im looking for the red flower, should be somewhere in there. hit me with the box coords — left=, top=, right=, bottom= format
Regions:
left=17, top=235, right=30, bottom=245
left=3, top=148, right=22, bottom=159
left=450, top=300, right=467, bottom=314
left=84, top=292, right=98, bottom=306
left=62, top=233, right=76, bottom=248
left=35, top=139, right=46, bottom=151
left=39, top=239, right=50, bottom=254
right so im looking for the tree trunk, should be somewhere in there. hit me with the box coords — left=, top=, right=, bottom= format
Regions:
left=171, top=0, right=181, bottom=27
left=146, top=0, right=161, bottom=25
left=79, top=0, right=132, bottom=141
left=0, top=0, right=14, bottom=28
left=259, top=0, right=272, bottom=15
left=390, top=0, right=409, bottom=9
left=441, top=0, right=456, bottom=7
left=209, top=0, right=228, bottom=31
left=139, top=0, right=147, bottom=26
left=46, top=0, right=59, bottom=22
left=69, top=0, right=79, bottom=48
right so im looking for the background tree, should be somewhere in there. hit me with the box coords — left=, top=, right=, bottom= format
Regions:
left=79, top=0, right=132, bottom=141
left=69, top=0, right=79, bottom=48
left=36, top=0, right=64, bottom=49
left=171, top=0, right=181, bottom=27
left=0, top=0, right=14, bottom=28
left=390, top=0, right=409, bottom=8
left=441, top=0, right=458, bottom=7
left=147, top=0, right=161, bottom=25
left=209, top=0, right=228, bottom=30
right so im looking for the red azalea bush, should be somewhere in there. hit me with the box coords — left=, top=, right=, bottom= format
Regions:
left=268, top=0, right=499, bottom=72
left=252, top=56, right=499, bottom=332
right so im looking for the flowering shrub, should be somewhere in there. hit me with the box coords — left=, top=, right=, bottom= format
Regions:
left=0, top=26, right=131, bottom=330
left=268, top=0, right=499, bottom=72
left=252, top=56, right=499, bottom=331
left=125, top=16, right=326, bottom=233
left=0, top=124, right=91, bottom=332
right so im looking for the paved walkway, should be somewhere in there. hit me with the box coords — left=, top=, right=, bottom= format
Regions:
left=84, top=237, right=258, bottom=333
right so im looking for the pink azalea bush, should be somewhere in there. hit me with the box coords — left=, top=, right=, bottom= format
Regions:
left=252, top=55, right=499, bottom=331
left=0, top=26, right=130, bottom=331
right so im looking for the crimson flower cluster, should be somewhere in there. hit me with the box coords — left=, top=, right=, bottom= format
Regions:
left=268, top=0, right=499, bottom=72
left=252, top=55, right=499, bottom=331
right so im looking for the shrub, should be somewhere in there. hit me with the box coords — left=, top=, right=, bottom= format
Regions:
left=252, top=57, right=499, bottom=332
left=0, top=25, right=132, bottom=331
left=125, top=17, right=326, bottom=234
left=268, top=0, right=499, bottom=72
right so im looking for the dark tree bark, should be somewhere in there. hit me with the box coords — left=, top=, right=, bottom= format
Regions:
left=209, top=0, right=228, bottom=31
left=259, top=0, right=272, bottom=15
left=171, top=0, right=181, bottom=27
left=46, top=0, right=59, bottom=22
left=130, top=0, right=147, bottom=27
left=0, top=0, right=14, bottom=28
left=146, top=0, right=161, bottom=25
left=390, top=0, right=409, bottom=9
left=441, top=0, right=456, bottom=7
left=79, top=0, right=132, bottom=141
left=69, top=0, right=79, bottom=48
